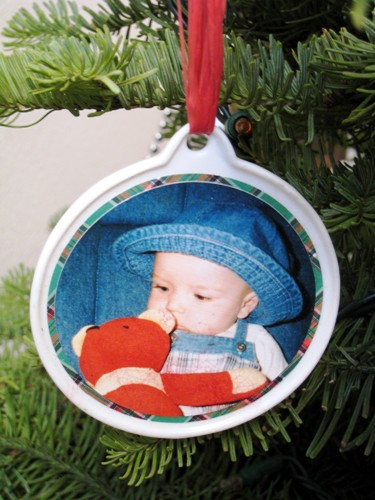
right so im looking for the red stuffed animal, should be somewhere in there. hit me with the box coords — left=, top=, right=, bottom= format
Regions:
left=72, top=309, right=267, bottom=417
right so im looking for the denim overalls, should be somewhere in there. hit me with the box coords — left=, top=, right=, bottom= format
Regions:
left=161, top=320, right=261, bottom=415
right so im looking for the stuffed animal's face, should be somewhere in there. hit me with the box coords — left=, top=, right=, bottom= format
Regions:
left=72, top=310, right=175, bottom=386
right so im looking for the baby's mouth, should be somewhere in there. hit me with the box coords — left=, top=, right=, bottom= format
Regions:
left=175, top=323, right=189, bottom=333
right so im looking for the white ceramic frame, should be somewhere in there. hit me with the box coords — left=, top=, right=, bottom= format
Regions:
left=30, top=124, right=340, bottom=439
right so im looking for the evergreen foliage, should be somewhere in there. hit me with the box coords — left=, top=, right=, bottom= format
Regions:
left=0, top=0, right=374, bottom=497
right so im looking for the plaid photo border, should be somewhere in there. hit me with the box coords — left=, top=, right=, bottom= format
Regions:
left=47, top=174, right=323, bottom=423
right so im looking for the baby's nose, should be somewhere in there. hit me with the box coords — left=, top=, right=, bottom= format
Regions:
left=167, top=293, right=184, bottom=313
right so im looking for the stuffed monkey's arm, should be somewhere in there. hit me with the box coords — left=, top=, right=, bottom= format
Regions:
left=161, top=368, right=268, bottom=406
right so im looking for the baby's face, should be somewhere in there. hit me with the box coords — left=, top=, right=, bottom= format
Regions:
left=147, top=252, right=258, bottom=335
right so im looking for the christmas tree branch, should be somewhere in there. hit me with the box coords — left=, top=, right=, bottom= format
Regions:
left=1, top=0, right=177, bottom=48
left=1, top=0, right=95, bottom=48
left=1, top=2, right=375, bottom=152
left=1, top=23, right=373, bottom=140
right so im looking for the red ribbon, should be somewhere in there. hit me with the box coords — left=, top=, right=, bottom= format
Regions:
left=177, top=0, right=227, bottom=135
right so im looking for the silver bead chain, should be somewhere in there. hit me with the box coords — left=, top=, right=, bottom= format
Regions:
left=148, top=109, right=172, bottom=155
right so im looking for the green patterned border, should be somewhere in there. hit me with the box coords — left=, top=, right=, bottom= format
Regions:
left=47, top=174, right=322, bottom=423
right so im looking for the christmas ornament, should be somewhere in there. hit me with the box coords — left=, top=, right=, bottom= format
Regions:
left=30, top=0, right=340, bottom=438
left=30, top=121, right=340, bottom=438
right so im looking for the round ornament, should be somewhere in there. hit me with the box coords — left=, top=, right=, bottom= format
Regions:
left=30, top=123, right=340, bottom=438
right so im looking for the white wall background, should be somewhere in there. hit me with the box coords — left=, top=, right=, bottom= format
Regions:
left=0, top=0, right=163, bottom=277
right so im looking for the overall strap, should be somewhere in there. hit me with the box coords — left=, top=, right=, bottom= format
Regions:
left=233, top=319, right=249, bottom=354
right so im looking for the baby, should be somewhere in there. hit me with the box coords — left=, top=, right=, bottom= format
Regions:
left=114, top=202, right=303, bottom=414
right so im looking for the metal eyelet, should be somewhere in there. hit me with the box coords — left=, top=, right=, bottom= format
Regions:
left=236, top=342, right=247, bottom=353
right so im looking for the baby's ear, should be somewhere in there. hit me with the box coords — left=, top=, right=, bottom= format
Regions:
left=237, top=291, right=259, bottom=319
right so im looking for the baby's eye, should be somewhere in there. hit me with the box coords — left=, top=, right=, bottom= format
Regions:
left=194, top=293, right=211, bottom=301
left=154, top=284, right=169, bottom=292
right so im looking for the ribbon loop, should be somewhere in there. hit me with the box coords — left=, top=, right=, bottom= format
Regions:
left=178, top=0, right=226, bottom=135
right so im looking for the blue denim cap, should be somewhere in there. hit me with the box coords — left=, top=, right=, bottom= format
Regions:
left=113, top=203, right=303, bottom=325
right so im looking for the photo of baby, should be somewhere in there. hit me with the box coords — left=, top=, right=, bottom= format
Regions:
left=113, top=202, right=304, bottom=414
left=54, top=178, right=316, bottom=417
